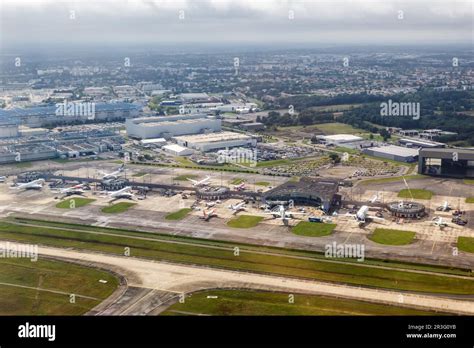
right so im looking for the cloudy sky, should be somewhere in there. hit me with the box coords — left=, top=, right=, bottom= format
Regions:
left=0, top=0, right=472, bottom=50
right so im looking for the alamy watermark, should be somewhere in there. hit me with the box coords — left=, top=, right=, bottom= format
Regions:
left=55, top=100, right=96, bottom=120
left=217, top=147, right=257, bottom=167
left=0, top=242, right=38, bottom=262
left=325, top=242, right=365, bottom=262
left=380, top=99, right=420, bottom=120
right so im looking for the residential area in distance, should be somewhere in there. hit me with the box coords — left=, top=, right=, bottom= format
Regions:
left=0, top=0, right=473, bottom=346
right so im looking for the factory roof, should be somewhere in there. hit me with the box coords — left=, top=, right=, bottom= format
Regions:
left=419, top=148, right=474, bottom=160
left=399, top=138, right=445, bottom=147
left=368, top=145, right=419, bottom=157
left=0, top=102, right=139, bottom=119
left=173, top=131, right=252, bottom=144
left=162, top=144, right=189, bottom=152
left=140, top=138, right=166, bottom=144
left=317, top=134, right=363, bottom=142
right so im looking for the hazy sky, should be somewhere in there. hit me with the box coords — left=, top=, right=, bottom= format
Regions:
left=0, top=0, right=472, bottom=50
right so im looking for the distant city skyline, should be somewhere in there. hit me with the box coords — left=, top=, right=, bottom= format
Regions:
left=0, top=0, right=472, bottom=51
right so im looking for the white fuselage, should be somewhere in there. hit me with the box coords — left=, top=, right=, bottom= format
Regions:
left=16, top=179, right=45, bottom=190
left=356, top=205, right=370, bottom=222
left=109, top=186, right=133, bottom=199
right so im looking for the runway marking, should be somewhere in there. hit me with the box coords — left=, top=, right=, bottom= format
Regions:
left=0, top=281, right=101, bottom=300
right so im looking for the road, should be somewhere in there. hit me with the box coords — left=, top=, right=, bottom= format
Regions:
left=2, top=241, right=474, bottom=316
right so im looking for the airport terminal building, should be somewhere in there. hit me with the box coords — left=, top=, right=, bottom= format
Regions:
left=418, top=148, right=474, bottom=178
left=262, top=178, right=341, bottom=213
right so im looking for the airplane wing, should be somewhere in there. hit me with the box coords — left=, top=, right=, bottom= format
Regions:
left=367, top=215, right=384, bottom=221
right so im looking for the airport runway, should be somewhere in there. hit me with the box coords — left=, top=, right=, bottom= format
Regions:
left=2, top=241, right=473, bottom=316
left=2, top=201, right=473, bottom=270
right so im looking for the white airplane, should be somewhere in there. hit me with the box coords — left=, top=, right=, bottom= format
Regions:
left=99, top=164, right=125, bottom=180
left=228, top=202, right=246, bottom=214
left=58, top=183, right=87, bottom=196
left=432, top=216, right=449, bottom=229
left=187, top=175, right=211, bottom=187
left=201, top=208, right=217, bottom=221
left=12, top=179, right=45, bottom=190
left=437, top=201, right=452, bottom=212
left=234, top=183, right=246, bottom=191
left=369, top=192, right=381, bottom=203
left=345, top=205, right=384, bottom=225
left=265, top=204, right=305, bottom=222
left=104, top=186, right=134, bottom=200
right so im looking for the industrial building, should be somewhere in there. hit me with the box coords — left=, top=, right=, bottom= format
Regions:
left=0, top=127, right=124, bottom=164
left=363, top=145, right=419, bottom=163
left=0, top=102, right=140, bottom=128
left=418, top=148, right=474, bottom=178
left=398, top=138, right=446, bottom=148
left=139, top=138, right=167, bottom=148
left=0, top=123, right=19, bottom=138
left=173, top=131, right=257, bottom=152
left=262, top=178, right=341, bottom=213
left=162, top=144, right=193, bottom=156
left=316, top=134, right=363, bottom=146
left=125, top=114, right=221, bottom=139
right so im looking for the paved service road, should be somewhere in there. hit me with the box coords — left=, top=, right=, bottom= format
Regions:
left=3, top=241, right=474, bottom=316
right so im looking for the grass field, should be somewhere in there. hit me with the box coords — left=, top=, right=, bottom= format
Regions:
left=313, top=122, right=366, bottom=135
left=334, top=146, right=360, bottom=155
left=231, top=178, right=245, bottom=185
left=254, top=181, right=270, bottom=187
left=227, top=215, right=264, bottom=228
left=292, top=222, right=336, bottom=237
left=1, top=218, right=473, bottom=295
left=101, top=202, right=136, bottom=214
left=369, top=229, right=416, bottom=246
left=466, top=198, right=474, bottom=204
left=165, top=208, right=192, bottom=220
left=0, top=258, right=118, bottom=315
left=162, top=289, right=438, bottom=316
left=56, top=198, right=96, bottom=209
left=458, top=237, right=474, bottom=254
left=132, top=172, right=147, bottom=177
left=173, top=174, right=197, bottom=181
left=398, top=189, right=433, bottom=200
left=463, top=179, right=474, bottom=185
left=14, top=162, right=33, bottom=168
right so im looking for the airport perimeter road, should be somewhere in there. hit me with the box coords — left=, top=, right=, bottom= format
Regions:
left=3, top=241, right=474, bottom=316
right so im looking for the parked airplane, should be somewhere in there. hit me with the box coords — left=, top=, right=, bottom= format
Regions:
left=234, top=183, right=246, bottom=191
left=369, top=192, right=381, bottom=203
left=201, top=208, right=217, bottom=221
left=437, top=201, right=452, bottom=212
left=187, top=175, right=211, bottom=187
left=103, top=186, right=134, bottom=200
left=345, top=205, right=384, bottom=225
left=99, top=164, right=125, bottom=180
left=12, top=179, right=45, bottom=190
left=58, top=183, right=87, bottom=196
left=432, top=216, right=449, bottom=229
left=265, top=204, right=305, bottom=222
left=228, top=202, right=246, bottom=214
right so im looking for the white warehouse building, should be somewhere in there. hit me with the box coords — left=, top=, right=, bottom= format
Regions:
left=173, top=131, right=257, bottom=152
left=125, top=114, right=221, bottom=139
